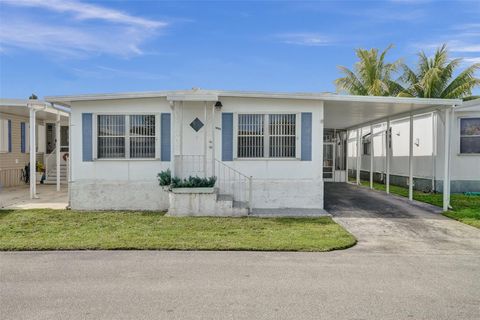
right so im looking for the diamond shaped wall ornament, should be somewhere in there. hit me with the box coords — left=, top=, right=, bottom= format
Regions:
left=190, top=118, right=204, bottom=132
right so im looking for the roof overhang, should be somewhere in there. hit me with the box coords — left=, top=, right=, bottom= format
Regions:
left=323, top=97, right=460, bottom=130
left=167, top=93, right=219, bottom=102
left=0, top=99, right=70, bottom=121
left=44, top=89, right=461, bottom=129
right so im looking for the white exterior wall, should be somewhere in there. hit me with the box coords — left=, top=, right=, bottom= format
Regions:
left=217, top=97, right=324, bottom=209
left=435, top=105, right=480, bottom=184
left=69, top=98, right=171, bottom=210
left=69, top=96, right=324, bottom=210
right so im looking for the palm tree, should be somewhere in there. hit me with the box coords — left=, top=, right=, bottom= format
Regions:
left=399, top=44, right=480, bottom=99
left=335, top=45, right=403, bottom=96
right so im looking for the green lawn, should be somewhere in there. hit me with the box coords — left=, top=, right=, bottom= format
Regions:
left=0, top=209, right=356, bottom=251
left=357, top=180, right=480, bottom=228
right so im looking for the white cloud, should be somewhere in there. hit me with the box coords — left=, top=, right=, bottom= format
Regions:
left=276, top=33, right=332, bottom=46
left=72, top=66, right=169, bottom=80
left=2, top=0, right=165, bottom=29
left=463, top=57, right=480, bottom=64
left=450, top=43, right=480, bottom=53
left=0, top=0, right=168, bottom=57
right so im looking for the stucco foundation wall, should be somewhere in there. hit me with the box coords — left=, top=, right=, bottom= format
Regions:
left=70, top=180, right=169, bottom=211
left=251, top=179, right=323, bottom=209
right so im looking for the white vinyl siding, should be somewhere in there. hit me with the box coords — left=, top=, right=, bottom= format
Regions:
left=460, top=117, right=480, bottom=154
left=97, top=114, right=156, bottom=159
left=237, top=113, right=296, bottom=159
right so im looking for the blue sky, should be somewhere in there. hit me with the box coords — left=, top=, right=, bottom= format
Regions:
left=0, top=0, right=479, bottom=99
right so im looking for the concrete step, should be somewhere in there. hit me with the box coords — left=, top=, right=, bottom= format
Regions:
left=43, top=181, right=68, bottom=185
left=217, top=194, right=233, bottom=202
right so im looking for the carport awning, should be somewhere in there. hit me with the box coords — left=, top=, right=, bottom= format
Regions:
left=323, top=95, right=461, bottom=130
left=0, top=99, right=70, bottom=121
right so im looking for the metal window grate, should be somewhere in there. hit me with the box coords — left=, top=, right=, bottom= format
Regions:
left=237, top=114, right=264, bottom=158
left=97, top=114, right=156, bottom=159
left=269, top=114, right=296, bottom=158
left=130, top=115, right=155, bottom=158
left=237, top=114, right=296, bottom=158
left=98, top=115, right=126, bottom=159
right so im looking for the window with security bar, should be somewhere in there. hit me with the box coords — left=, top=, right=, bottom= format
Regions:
left=237, top=114, right=296, bottom=158
left=97, top=114, right=156, bottom=159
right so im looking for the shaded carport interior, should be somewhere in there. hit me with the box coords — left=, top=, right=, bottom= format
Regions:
left=321, top=95, right=462, bottom=212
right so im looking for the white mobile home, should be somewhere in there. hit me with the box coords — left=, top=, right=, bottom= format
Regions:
left=46, top=89, right=466, bottom=213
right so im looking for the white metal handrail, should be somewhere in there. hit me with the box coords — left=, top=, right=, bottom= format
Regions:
left=44, top=147, right=57, bottom=177
left=174, top=155, right=253, bottom=212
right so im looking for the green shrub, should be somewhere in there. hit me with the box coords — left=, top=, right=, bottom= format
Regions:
left=157, top=169, right=172, bottom=186
left=157, top=170, right=216, bottom=188
left=171, top=176, right=217, bottom=188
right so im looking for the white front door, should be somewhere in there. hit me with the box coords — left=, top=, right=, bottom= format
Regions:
left=177, top=102, right=209, bottom=177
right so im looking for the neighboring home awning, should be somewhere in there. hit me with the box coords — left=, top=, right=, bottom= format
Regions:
left=0, top=99, right=70, bottom=199
left=0, top=99, right=70, bottom=120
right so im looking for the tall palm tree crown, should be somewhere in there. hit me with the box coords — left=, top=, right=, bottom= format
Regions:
left=399, top=44, right=480, bottom=99
left=335, top=45, right=403, bottom=96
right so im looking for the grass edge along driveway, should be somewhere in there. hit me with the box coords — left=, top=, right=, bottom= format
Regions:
left=0, top=209, right=356, bottom=252
left=357, top=180, right=480, bottom=228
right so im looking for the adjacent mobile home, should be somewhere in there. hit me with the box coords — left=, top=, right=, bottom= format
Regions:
left=347, top=98, right=480, bottom=193
left=0, top=99, right=69, bottom=188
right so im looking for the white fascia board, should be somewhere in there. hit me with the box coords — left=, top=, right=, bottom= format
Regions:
left=166, top=93, right=218, bottom=102
left=321, top=94, right=461, bottom=106
left=45, top=89, right=463, bottom=106
left=0, top=98, right=45, bottom=107
left=455, top=99, right=480, bottom=111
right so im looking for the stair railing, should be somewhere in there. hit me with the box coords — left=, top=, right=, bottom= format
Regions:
left=174, top=155, right=253, bottom=212
left=44, top=147, right=57, bottom=178
left=214, top=159, right=252, bottom=212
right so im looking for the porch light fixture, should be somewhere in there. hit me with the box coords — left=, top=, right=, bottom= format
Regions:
left=215, top=101, right=223, bottom=110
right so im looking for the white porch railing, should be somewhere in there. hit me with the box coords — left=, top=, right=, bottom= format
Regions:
left=45, top=147, right=57, bottom=177
left=214, top=159, right=252, bottom=210
left=174, top=155, right=209, bottom=179
left=173, top=155, right=253, bottom=211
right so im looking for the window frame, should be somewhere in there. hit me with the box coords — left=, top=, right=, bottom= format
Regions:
left=233, top=112, right=301, bottom=160
left=93, top=113, right=160, bottom=161
left=458, top=116, right=480, bottom=155
left=0, top=118, right=9, bottom=153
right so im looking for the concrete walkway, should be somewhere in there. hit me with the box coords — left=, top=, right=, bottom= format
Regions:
left=325, top=182, right=480, bottom=255
left=0, top=184, right=68, bottom=209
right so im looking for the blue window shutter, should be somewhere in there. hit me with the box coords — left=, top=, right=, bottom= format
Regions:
left=301, top=113, right=312, bottom=161
left=20, top=122, right=26, bottom=153
left=160, top=113, right=171, bottom=161
left=7, top=120, right=12, bottom=152
left=222, top=113, right=233, bottom=161
left=82, top=113, right=93, bottom=161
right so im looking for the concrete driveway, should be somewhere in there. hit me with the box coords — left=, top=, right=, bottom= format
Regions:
left=325, top=182, right=480, bottom=255
left=0, top=184, right=68, bottom=209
